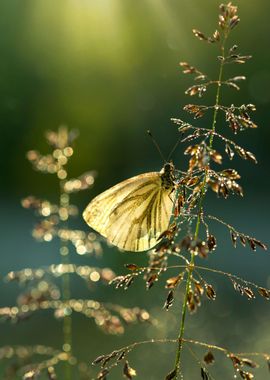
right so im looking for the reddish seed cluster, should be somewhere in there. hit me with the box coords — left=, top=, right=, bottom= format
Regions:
left=92, top=3, right=269, bottom=380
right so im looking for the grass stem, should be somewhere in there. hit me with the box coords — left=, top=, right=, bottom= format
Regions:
left=172, top=32, right=228, bottom=380
left=59, top=181, right=72, bottom=380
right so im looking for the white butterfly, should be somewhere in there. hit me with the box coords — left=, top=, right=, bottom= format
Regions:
left=83, top=162, right=175, bottom=252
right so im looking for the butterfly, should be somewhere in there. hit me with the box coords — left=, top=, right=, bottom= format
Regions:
left=83, top=162, right=176, bottom=252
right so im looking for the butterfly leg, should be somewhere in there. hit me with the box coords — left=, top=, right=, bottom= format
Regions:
left=168, top=187, right=175, bottom=203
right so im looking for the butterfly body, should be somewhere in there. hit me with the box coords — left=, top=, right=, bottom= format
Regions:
left=83, top=163, right=175, bottom=252
left=160, top=162, right=175, bottom=189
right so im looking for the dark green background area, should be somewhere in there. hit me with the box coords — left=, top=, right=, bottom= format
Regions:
left=0, top=1, right=269, bottom=379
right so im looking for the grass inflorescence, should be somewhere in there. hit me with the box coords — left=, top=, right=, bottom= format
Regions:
left=92, top=3, right=269, bottom=380
left=0, top=126, right=150, bottom=379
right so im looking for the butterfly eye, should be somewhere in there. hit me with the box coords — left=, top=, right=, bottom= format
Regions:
left=164, top=162, right=173, bottom=170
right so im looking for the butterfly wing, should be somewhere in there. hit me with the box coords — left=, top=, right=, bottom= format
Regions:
left=83, top=172, right=174, bottom=252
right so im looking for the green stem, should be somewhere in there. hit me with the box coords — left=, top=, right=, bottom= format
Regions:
left=209, top=35, right=227, bottom=149
left=59, top=181, right=72, bottom=380
left=172, top=32, right=228, bottom=380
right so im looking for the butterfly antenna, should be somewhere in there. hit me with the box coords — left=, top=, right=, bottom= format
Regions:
left=167, top=137, right=182, bottom=161
left=147, top=130, right=166, bottom=163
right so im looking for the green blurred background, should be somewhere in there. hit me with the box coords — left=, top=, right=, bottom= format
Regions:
left=0, top=0, right=270, bottom=378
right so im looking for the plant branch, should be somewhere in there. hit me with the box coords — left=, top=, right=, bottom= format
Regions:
left=59, top=180, right=72, bottom=380
left=172, top=31, right=228, bottom=379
